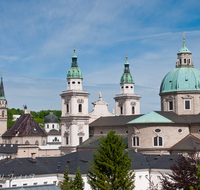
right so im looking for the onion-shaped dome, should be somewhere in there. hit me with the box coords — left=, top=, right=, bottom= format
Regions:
left=67, top=50, right=83, bottom=79
left=160, top=67, right=200, bottom=94
left=120, top=57, right=134, bottom=84
left=44, top=110, right=59, bottom=124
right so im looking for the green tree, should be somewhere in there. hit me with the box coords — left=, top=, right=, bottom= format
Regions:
left=190, top=165, right=200, bottom=190
left=87, top=130, right=135, bottom=190
left=59, top=166, right=73, bottom=190
left=72, top=167, right=84, bottom=190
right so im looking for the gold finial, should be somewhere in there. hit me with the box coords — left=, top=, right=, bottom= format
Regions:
left=126, top=54, right=128, bottom=59
left=74, top=46, right=76, bottom=52
left=183, top=33, right=185, bottom=41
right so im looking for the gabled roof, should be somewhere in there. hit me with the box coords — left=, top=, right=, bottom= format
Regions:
left=170, top=134, right=200, bottom=151
left=3, top=114, right=47, bottom=137
left=90, top=115, right=142, bottom=127
left=128, top=111, right=174, bottom=124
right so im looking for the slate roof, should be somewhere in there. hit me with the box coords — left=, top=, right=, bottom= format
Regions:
left=3, top=114, right=47, bottom=137
left=0, top=144, right=18, bottom=153
left=48, top=129, right=61, bottom=135
left=170, top=134, right=200, bottom=151
left=77, top=135, right=128, bottom=149
left=0, top=150, right=179, bottom=177
left=2, top=184, right=60, bottom=190
left=90, top=115, right=142, bottom=127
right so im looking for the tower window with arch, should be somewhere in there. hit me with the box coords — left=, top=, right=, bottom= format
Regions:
left=79, top=104, right=82, bottom=113
left=35, top=140, right=39, bottom=146
left=66, top=136, right=69, bottom=145
left=67, top=104, right=69, bottom=113
left=2, top=110, right=4, bottom=117
left=52, top=124, right=54, bottom=129
left=79, top=137, right=83, bottom=145
left=154, top=136, right=163, bottom=146
left=120, top=107, right=123, bottom=114
left=132, top=136, right=139, bottom=147
left=132, top=107, right=135, bottom=114
left=25, top=140, right=29, bottom=145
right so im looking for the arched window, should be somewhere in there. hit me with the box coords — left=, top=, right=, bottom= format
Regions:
left=79, top=104, right=82, bottom=112
left=55, top=137, right=57, bottom=141
left=133, top=136, right=139, bottom=147
left=2, top=111, right=4, bottom=117
left=67, top=104, right=69, bottom=113
left=25, top=140, right=29, bottom=145
left=154, top=136, right=163, bottom=146
left=35, top=140, right=39, bottom=146
left=132, top=107, right=135, bottom=114
left=120, top=107, right=123, bottom=114
left=52, top=124, right=54, bottom=129
left=66, top=137, right=69, bottom=145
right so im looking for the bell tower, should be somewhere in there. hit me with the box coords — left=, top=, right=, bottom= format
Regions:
left=114, top=55, right=141, bottom=115
left=0, top=74, right=7, bottom=136
left=60, top=48, right=90, bottom=154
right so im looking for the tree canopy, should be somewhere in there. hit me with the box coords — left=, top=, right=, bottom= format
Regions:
left=87, top=130, right=135, bottom=190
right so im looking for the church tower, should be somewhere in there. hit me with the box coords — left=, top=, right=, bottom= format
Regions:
left=114, top=55, right=141, bottom=115
left=0, top=75, right=7, bottom=136
left=60, top=48, right=89, bottom=154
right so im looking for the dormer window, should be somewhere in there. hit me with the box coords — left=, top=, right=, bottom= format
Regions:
left=185, top=100, right=190, bottom=110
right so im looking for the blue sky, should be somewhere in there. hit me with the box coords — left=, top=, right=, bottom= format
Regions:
left=1, top=0, right=200, bottom=113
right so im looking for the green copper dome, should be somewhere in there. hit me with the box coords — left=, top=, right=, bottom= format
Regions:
left=120, top=58, right=134, bottom=84
left=67, top=50, right=83, bottom=79
left=160, top=67, right=200, bottom=94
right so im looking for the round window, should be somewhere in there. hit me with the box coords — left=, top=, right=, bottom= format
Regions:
left=125, top=131, right=128, bottom=134
left=100, top=131, right=103, bottom=134
left=178, top=129, right=183, bottom=133
left=155, top=129, right=161, bottom=133
left=198, top=129, right=200, bottom=133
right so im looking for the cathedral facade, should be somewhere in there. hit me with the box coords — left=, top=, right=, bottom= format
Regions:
left=60, top=35, right=200, bottom=155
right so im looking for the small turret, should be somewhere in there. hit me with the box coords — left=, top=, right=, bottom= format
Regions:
left=176, top=33, right=193, bottom=68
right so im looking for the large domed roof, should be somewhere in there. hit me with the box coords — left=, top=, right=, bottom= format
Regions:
left=44, top=110, right=59, bottom=124
left=160, top=67, right=200, bottom=94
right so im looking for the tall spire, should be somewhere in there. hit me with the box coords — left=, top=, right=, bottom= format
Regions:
left=177, top=33, right=191, bottom=54
left=0, top=73, right=5, bottom=100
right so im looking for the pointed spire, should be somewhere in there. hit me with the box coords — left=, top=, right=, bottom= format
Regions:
left=71, top=46, right=78, bottom=67
left=177, top=33, right=191, bottom=54
left=0, top=73, right=6, bottom=100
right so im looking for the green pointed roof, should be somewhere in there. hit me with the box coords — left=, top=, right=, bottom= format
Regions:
left=67, top=49, right=82, bottom=79
left=0, top=76, right=6, bottom=100
left=177, top=35, right=191, bottom=54
left=128, top=111, right=174, bottom=124
left=120, top=57, right=134, bottom=84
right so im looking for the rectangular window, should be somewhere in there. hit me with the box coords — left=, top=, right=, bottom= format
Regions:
left=79, top=137, right=83, bottom=145
left=23, top=184, right=27, bottom=186
left=12, top=185, right=17, bottom=187
left=44, top=182, right=48, bottom=184
left=180, top=59, right=182, bottom=64
left=169, top=101, right=173, bottom=110
left=184, top=59, right=186, bottom=63
left=154, top=137, right=163, bottom=146
left=189, top=59, right=190, bottom=63
left=66, top=137, right=69, bottom=145
left=133, top=137, right=139, bottom=147
left=33, top=183, right=38, bottom=185
left=185, top=100, right=190, bottom=109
